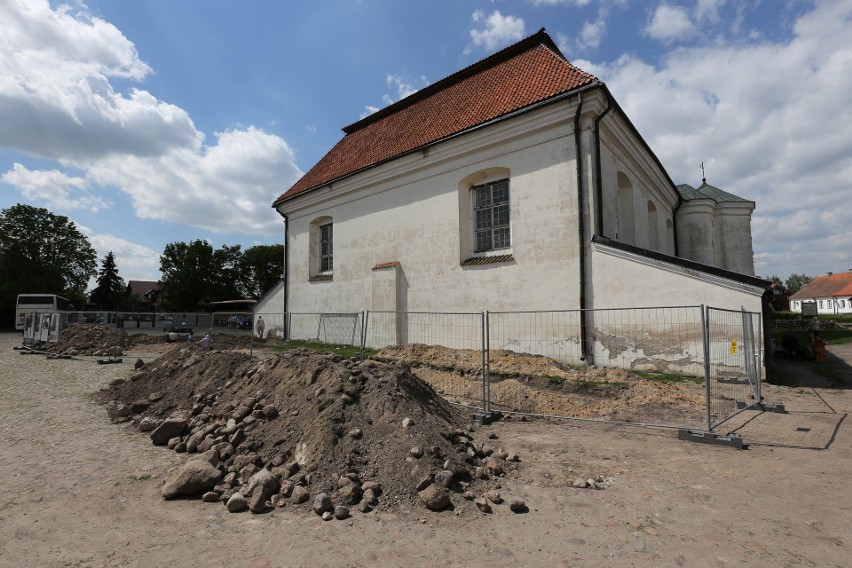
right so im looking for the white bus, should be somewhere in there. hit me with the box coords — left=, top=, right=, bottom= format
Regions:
left=15, top=294, right=74, bottom=331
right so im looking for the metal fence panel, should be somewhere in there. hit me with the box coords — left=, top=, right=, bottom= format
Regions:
left=587, top=306, right=705, bottom=375
left=289, top=312, right=362, bottom=346
left=706, top=306, right=762, bottom=430
left=487, top=310, right=582, bottom=365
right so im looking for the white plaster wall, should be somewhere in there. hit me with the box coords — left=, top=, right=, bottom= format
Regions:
left=716, top=204, right=755, bottom=276
left=675, top=200, right=716, bottom=266
left=281, top=103, right=583, bottom=316
left=590, top=244, right=763, bottom=311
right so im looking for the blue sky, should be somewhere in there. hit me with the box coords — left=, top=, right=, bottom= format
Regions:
left=1, top=0, right=850, bottom=287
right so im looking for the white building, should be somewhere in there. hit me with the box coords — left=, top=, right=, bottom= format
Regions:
left=790, top=272, right=852, bottom=315
left=268, top=30, right=768, bottom=362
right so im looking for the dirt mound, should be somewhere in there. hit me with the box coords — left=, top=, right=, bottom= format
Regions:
left=98, top=346, right=519, bottom=515
left=379, top=344, right=705, bottom=424
left=37, top=324, right=135, bottom=356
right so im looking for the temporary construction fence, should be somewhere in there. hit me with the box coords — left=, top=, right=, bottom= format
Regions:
left=272, top=305, right=762, bottom=436
left=21, top=304, right=764, bottom=438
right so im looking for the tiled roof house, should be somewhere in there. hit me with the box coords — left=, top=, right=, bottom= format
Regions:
left=789, top=272, right=852, bottom=314
left=269, top=29, right=767, bottom=365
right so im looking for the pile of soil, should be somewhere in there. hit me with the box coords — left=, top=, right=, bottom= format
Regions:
left=378, top=344, right=706, bottom=423
left=38, top=324, right=136, bottom=356
left=97, top=345, right=522, bottom=516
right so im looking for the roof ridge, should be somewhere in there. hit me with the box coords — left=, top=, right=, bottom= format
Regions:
left=342, top=28, right=573, bottom=134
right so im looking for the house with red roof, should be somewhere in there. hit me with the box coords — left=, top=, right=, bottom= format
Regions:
left=270, top=30, right=767, bottom=358
left=790, top=272, right=852, bottom=315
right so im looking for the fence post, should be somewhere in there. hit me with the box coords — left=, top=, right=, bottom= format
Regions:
left=360, top=311, right=368, bottom=361
left=485, top=311, right=491, bottom=414
left=480, top=311, right=487, bottom=413
left=701, top=304, right=712, bottom=432
left=286, top=312, right=292, bottom=342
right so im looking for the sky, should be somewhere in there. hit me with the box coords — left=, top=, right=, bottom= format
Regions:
left=1, top=0, right=850, bottom=288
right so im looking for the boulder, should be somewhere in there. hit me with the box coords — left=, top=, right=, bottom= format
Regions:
left=312, top=493, right=333, bottom=515
left=226, top=492, right=248, bottom=513
left=246, top=469, right=281, bottom=514
left=161, top=460, right=223, bottom=499
left=419, top=485, right=450, bottom=511
left=290, top=485, right=310, bottom=504
left=150, top=415, right=189, bottom=446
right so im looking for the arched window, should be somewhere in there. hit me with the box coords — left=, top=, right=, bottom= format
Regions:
left=617, top=172, right=635, bottom=245
left=647, top=201, right=659, bottom=251
left=309, top=216, right=333, bottom=279
left=458, top=168, right=511, bottom=262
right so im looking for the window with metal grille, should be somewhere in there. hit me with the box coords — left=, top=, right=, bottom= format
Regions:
left=319, top=223, right=333, bottom=272
left=473, top=179, right=510, bottom=252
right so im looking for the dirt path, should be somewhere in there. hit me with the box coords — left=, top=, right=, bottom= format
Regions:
left=1, top=332, right=850, bottom=567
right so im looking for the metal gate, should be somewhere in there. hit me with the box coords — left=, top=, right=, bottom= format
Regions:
left=704, top=306, right=762, bottom=431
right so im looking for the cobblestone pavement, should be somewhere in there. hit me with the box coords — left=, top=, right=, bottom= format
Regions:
left=1, top=332, right=851, bottom=568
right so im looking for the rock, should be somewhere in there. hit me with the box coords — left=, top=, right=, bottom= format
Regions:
left=129, top=400, right=149, bottom=414
left=483, top=456, right=504, bottom=477
left=419, top=485, right=450, bottom=511
left=475, top=497, right=492, bottom=514
left=246, top=470, right=281, bottom=513
left=402, top=417, right=415, bottom=429
left=239, top=464, right=259, bottom=482
left=507, top=453, right=520, bottom=462
left=174, top=442, right=187, bottom=453
left=290, top=485, right=310, bottom=504
left=322, top=511, right=334, bottom=521
left=226, top=492, right=248, bottom=513
left=334, top=506, right=350, bottom=520
left=201, top=491, right=219, bottom=503
left=338, top=483, right=362, bottom=506
left=161, top=460, right=223, bottom=499
left=150, top=415, right=189, bottom=446
left=139, top=417, right=160, bottom=432
left=361, top=481, right=382, bottom=495
left=148, top=392, right=165, bottom=402
left=251, top=409, right=265, bottom=420
left=348, top=428, right=362, bottom=439
left=475, top=466, right=489, bottom=480
left=262, top=405, right=279, bottom=419
left=572, top=478, right=588, bottom=488
left=357, top=499, right=372, bottom=513
left=106, top=400, right=131, bottom=421
left=485, top=490, right=503, bottom=505
left=508, top=498, right=528, bottom=513
left=197, top=449, right=220, bottom=466
left=196, top=436, right=216, bottom=454
left=434, top=470, right=454, bottom=488
left=415, top=475, right=433, bottom=492
left=134, top=358, right=145, bottom=369
left=362, top=488, right=378, bottom=505
left=312, top=493, right=333, bottom=515
left=409, top=446, right=424, bottom=458
left=231, top=453, right=261, bottom=472
left=228, top=429, right=246, bottom=447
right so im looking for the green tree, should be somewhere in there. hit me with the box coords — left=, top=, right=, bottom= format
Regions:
left=239, top=244, right=284, bottom=299
left=0, top=204, right=97, bottom=327
left=767, top=275, right=783, bottom=286
left=159, top=240, right=243, bottom=311
left=784, top=273, right=813, bottom=296
left=89, top=251, right=126, bottom=308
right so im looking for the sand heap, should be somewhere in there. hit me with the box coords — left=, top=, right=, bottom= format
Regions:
left=37, top=324, right=135, bottom=357
left=98, top=345, right=524, bottom=517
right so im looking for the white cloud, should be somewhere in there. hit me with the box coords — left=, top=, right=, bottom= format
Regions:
left=467, top=10, right=526, bottom=53
left=0, top=0, right=199, bottom=162
left=0, top=0, right=302, bottom=237
left=2, top=163, right=110, bottom=211
left=86, top=127, right=300, bottom=235
left=579, top=11, right=607, bottom=50
left=361, top=74, right=430, bottom=118
left=84, top=231, right=162, bottom=283
left=644, top=3, right=695, bottom=42
left=580, top=0, right=852, bottom=276
left=695, top=0, right=726, bottom=24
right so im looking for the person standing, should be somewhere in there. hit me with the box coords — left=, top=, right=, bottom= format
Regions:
left=256, top=316, right=265, bottom=339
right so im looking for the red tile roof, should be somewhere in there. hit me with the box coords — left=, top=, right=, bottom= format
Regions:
left=790, top=272, right=852, bottom=299
left=274, top=29, right=598, bottom=205
left=371, top=261, right=400, bottom=270
left=127, top=280, right=161, bottom=302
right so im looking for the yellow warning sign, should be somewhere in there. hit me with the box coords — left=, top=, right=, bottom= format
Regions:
left=729, top=340, right=737, bottom=354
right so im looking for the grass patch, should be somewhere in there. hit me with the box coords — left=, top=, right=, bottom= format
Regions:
left=632, top=370, right=704, bottom=385
left=274, top=339, right=377, bottom=359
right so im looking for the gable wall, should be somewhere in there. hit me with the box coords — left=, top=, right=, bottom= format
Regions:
left=281, top=100, right=585, bottom=314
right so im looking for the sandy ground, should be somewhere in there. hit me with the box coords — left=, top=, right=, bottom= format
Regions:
left=1, top=332, right=850, bottom=568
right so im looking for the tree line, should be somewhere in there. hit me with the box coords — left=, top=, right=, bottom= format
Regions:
left=766, top=273, right=813, bottom=297
left=0, top=204, right=283, bottom=328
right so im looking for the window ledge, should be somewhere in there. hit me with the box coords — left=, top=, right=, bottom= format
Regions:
left=461, top=254, right=514, bottom=266
left=309, top=274, right=333, bottom=282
